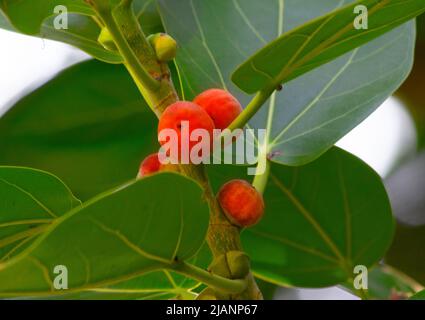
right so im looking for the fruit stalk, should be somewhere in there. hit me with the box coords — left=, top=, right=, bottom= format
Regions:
left=171, top=260, right=248, bottom=295
left=92, top=0, right=262, bottom=299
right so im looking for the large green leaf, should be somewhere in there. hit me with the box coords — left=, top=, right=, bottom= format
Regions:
left=40, top=272, right=188, bottom=300
left=0, top=167, right=80, bottom=260
left=0, top=8, right=123, bottom=64
left=40, top=14, right=123, bottom=64
left=158, top=0, right=416, bottom=166
left=0, top=167, right=209, bottom=300
left=0, top=0, right=93, bottom=35
left=47, top=243, right=212, bottom=300
left=232, top=0, right=425, bottom=93
left=0, top=0, right=162, bottom=63
left=77, top=242, right=212, bottom=300
left=66, top=272, right=191, bottom=300
left=207, top=148, right=394, bottom=287
left=0, top=60, right=158, bottom=201
left=0, top=173, right=209, bottom=297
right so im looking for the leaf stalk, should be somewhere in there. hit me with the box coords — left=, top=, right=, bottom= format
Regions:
left=170, top=261, right=247, bottom=295
left=227, top=85, right=277, bottom=132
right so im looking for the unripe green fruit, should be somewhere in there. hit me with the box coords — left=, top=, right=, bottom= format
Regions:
left=98, top=27, right=117, bottom=52
left=148, top=33, right=178, bottom=62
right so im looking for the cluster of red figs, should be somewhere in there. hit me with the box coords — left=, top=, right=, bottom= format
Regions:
left=138, top=88, right=264, bottom=228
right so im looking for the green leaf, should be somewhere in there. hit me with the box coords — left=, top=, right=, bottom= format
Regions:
left=68, top=273, right=192, bottom=300
left=207, top=148, right=394, bottom=287
left=64, top=242, right=211, bottom=300
left=248, top=149, right=394, bottom=287
left=0, top=166, right=80, bottom=260
left=0, top=11, right=124, bottom=64
left=35, top=272, right=191, bottom=300
left=410, top=289, right=425, bottom=300
left=0, top=0, right=93, bottom=35
left=232, top=0, right=425, bottom=93
left=40, top=14, right=123, bottom=64
left=158, top=0, right=416, bottom=166
left=0, top=60, right=158, bottom=201
left=0, top=1, right=163, bottom=63
left=0, top=173, right=209, bottom=297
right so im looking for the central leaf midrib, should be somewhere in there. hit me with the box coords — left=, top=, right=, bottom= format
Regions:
left=270, top=0, right=391, bottom=87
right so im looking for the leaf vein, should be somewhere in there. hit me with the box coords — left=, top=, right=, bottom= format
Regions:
left=89, top=218, right=171, bottom=264
left=190, top=0, right=227, bottom=89
left=270, top=174, right=345, bottom=262
left=0, top=178, right=57, bottom=218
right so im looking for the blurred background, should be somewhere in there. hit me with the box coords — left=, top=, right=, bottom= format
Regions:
left=0, top=13, right=423, bottom=300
